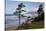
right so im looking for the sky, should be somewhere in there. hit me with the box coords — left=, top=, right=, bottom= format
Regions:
left=6, top=0, right=43, bottom=14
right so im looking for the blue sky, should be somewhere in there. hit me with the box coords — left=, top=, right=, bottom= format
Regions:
left=6, top=0, right=43, bottom=14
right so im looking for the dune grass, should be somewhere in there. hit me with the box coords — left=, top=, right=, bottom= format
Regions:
left=20, top=21, right=44, bottom=29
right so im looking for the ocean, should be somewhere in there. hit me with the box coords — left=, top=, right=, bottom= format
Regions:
left=5, top=13, right=38, bottom=28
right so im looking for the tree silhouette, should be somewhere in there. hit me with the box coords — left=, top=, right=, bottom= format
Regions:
left=37, top=4, right=44, bottom=21
left=32, top=3, right=44, bottom=22
left=14, top=3, right=26, bottom=29
left=37, top=4, right=44, bottom=15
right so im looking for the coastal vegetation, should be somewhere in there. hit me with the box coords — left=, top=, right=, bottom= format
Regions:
left=16, top=3, right=44, bottom=30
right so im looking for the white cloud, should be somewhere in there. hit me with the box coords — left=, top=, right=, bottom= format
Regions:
left=31, top=7, right=38, bottom=12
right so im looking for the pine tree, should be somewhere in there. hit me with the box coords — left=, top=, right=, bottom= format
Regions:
left=14, top=3, right=26, bottom=29
left=37, top=4, right=44, bottom=15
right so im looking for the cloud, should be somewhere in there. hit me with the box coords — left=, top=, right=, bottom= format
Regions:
left=31, top=7, right=38, bottom=12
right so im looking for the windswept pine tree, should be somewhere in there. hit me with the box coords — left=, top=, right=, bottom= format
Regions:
left=37, top=4, right=44, bottom=15
left=32, top=3, right=44, bottom=22
left=37, top=3, right=44, bottom=21
left=14, top=3, right=26, bottom=29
